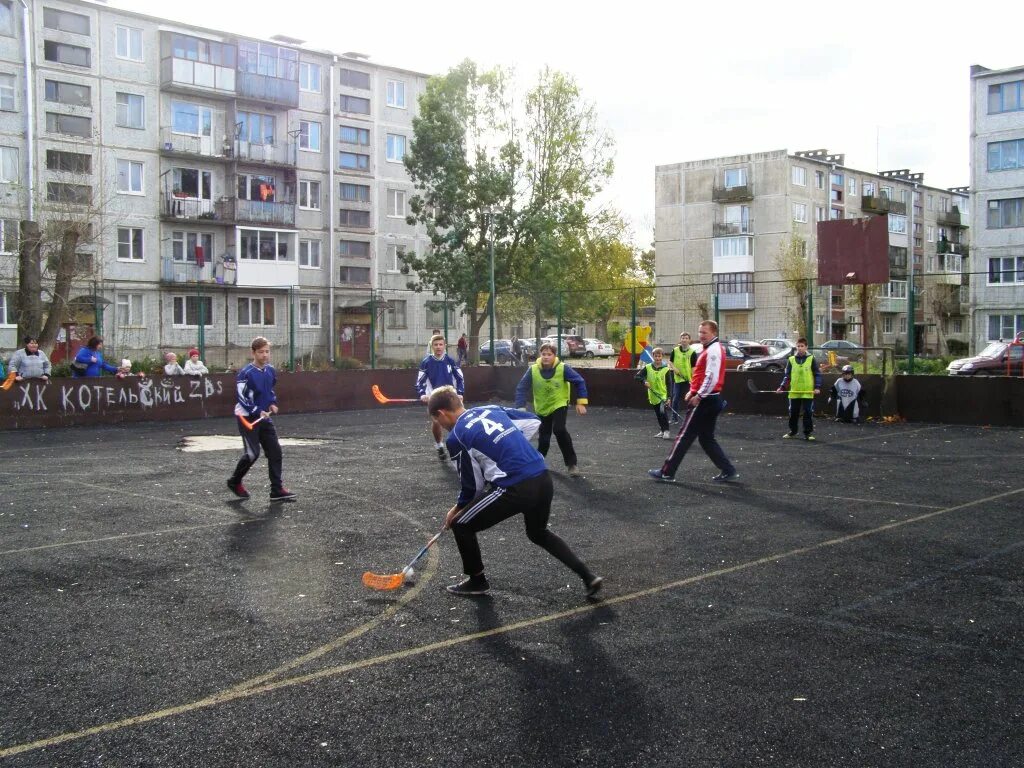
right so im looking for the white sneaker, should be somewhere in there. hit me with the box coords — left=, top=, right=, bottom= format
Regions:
left=655, top=431, right=665, bottom=438
left=661, top=431, right=672, bottom=439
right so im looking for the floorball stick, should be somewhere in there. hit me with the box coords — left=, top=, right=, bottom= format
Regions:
left=371, top=384, right=420, bottom=405
left=238, top=414, right=267, bottom=430
left=362, top=528, right=445, bottom=590
left=746, top=380, right=817, bottom=396
left=1, top=371, right=16, bottom=391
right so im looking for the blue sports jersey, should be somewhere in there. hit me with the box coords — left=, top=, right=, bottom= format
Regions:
left=446, top=406, right=545, bottom=506
left=235, top=362, right=277, bottom=418
left=415, top=353, right=464, bottom=397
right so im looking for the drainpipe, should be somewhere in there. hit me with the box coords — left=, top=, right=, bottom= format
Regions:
left=18, top=0, right=35, bottom=220
left=328, top=56, right=337, bottom=363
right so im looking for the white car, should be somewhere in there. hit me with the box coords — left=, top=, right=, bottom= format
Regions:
left=539, top=337, right=572, bottom=356
left=583, top=338, right=615, bottom=358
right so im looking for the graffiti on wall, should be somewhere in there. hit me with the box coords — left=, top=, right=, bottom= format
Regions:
left=6, top=377, right=225, bottom=414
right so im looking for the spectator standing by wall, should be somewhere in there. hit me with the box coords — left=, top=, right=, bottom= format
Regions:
left=71, top=337, right=119, bottom=378
left=8, top=336, right=51, bottom=382
left=183, top=348, right=209, bottom=376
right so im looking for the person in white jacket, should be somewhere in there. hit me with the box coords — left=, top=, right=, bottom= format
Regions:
left=163, top=352, right=185, bottom=376
left=182, top=348, right=209, bottom=376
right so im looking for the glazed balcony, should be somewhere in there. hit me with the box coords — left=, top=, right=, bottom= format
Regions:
left=861, top=195, right=907, bottom=215
left=937, top=207, right=967, bottom=228
left=236, top=71, right=299, bottom=109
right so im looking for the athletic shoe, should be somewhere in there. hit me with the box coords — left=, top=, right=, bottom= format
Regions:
left=661, top=431, right=673, bottom=439
left=782, top=433, right=796, bottom=439
left=227, top=479, right=249, bottom=499
left=567, top=465, right=582, bottom=477
left=446, top=575, right=490, bottom=596
left=270, top=488, right=297, bottom=501
left=654, top=430, right=666, bottom=438
left=437, top=446, right=448, bottom=461
left=711, top=471, right=739, bottom=483
left=585, top=575, right=604, bottom=598
left=648, top=469, right=676, bottom=483
left=805, top=435, right=816, bottom=442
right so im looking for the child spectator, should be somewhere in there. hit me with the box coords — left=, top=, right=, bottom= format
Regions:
left=117, top=358, right=146, bottom=379
left=164, top=352, right=185, bottom=376
left=182, top=348, right=209, bottom=376
left=8, top=336, right=51, bottom=382
left=635, top=347, right=673, bottom=439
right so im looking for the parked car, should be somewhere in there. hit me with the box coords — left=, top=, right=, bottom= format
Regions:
left=562, top=335, right=587, bottom=357
left=740, top=347, right=849, bottom=373
left=947, top=340, right=1024, bottom=375
left=730, top=340, right=771, bottom=357
left=479, top=339, right=513, bottom=365
left=583, top=338, right=616, bottom=358
left=759, top=338, right=794, bottom=351
left=820, top=339, right=864, bottom=361
left=723, top=342, right=759, bottom=370
left=540, top=337, right=572, bottom=357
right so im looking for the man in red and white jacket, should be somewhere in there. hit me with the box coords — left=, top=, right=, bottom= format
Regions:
left=649, top=320, right=738, bottom=483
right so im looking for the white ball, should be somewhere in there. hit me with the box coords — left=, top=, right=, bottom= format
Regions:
left=403, top=567, right=414, bottom=580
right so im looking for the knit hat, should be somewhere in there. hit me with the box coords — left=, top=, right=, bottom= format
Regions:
left=188, top=348, right=200, bottom=359
left=164, top=352, right=176, bottom=362
left=120, top=358, right=132, bottom=370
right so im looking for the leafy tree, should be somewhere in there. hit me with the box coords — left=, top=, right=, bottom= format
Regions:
left=775, top=234, right=814, bottom=338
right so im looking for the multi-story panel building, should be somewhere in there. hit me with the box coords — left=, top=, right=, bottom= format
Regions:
left=970, top=64, right=1024, bottom=351
left=655, top=149, right=969, bottom=354
left=0, top=0, right=451, bottom=366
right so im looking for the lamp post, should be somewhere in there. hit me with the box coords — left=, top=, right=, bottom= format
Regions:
left=487, top=209, right=496, bottom=365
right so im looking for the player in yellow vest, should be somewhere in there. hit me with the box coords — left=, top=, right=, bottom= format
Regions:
left=514, top=343, right=589, bottom=477
left=777, top=337, right=822, bottom=440
left=635, top=347, right=673, bottom=438
left=668, top=332, right=697, bottom=424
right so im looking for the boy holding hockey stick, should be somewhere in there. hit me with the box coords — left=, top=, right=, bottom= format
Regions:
left=778, top=337, right=822, bottom=440
left=635, top=347, right=673, bottom=439
left=416, top=334, right=465, bottom=461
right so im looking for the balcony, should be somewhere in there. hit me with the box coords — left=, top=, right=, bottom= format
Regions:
left=937, top=207, right=967, bottom=228
left=161, top=256, right=216, bottom=284
left=159, top=127, right=231, bottom=161
left=160, top=56, right=236, bottom=99
left=236, top=71, right=299, bottom=109
left=888, top=247, right=908, bottom=279
left=234, top=139, right=296, bottom=168
left=861, top=195, right=907, bottom=215
left=712, top=184, right=754, bottom=202
left=937, top=240, right=969, bottom=256
left=877, top=296, right=907, bottom=314
left=160, top=194, right=223, bottom=222
left=222, top=197, right=296, bottom=227
left=929, top=268, right=962, bottom=286
left=716, top=292, right=755, bottom=310
left=712, top=218, right=754, bottom=237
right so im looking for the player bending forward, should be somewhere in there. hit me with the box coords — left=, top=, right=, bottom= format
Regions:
left=428, top=385, right=603, bottom=598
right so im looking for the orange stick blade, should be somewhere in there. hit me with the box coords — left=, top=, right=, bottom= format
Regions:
left=371, top=385, right=389, bottom=404
left=362, top=571, right=404, bottom=590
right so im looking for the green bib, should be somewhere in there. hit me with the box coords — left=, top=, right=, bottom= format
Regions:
left=645, top=363, right=671, bottom=405
left=788, top=355, right=814, bottom=399
left=531, top=362, right=570, bottom=416
left=671, top=345, right=692, bottom=381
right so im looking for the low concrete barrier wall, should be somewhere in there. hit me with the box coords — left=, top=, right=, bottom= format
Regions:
left=896, top=374, right=1024, bottom=426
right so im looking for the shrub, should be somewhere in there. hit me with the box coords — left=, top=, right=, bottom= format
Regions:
left=334, top=357, right=363, bottom=370
left=947, top=339, right=969, bottom=356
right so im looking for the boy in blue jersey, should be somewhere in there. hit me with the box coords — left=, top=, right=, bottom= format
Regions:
left=227, top=337, right=296, bottom=501
left=416, top=334, right=465, bottom=460
left=428, top=386, right=603, bottom=598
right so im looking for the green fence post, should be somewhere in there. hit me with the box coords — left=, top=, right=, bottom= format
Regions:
left=713, top=290, right=719, bottom=330
left=289, top=286, right=295, bottom=372
left=630, top=287, right=637, bottom=368
left=807, top=281, right=814, bottom=344
left=369, top=289, right=376, bottom=370
left=907, top=281, right=915, bottom=375
left=557, top=291, right=563, bottom=360
left=92, top=280, right=102, bottom=337
left=443, top=293, right=449, bottom=343
left=197, top=281, right=205, bottom=360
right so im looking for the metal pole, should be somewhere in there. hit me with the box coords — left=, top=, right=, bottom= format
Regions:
left=289, top=286, right=295, bottom=372
left=197, top=280, right=205, bottom=359
left=92, top=280, right=101, bottom=334
left=489, top=215, right=496, bottom=365
left=630, top=287, right=637, bottom=367
left=18, top=0, right=34, bottom=220
left=557, top=291, right=563, bottom=360
left=443, top=293, right=449, bottom=344
left=369, top=289, right=376, bottom=369
left=807, top=280, right=814, bottom=343
left=327, top=56, right=337, bottom=364
left=907, top=185, right=916, bottom=374
left=713, top=290, right=720, bottom=330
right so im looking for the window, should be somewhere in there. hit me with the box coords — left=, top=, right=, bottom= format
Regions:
left=899, top=316, right=907, bottom=334
left=862, top=181, right=874, bottom=196
left=951, top=318, right=963, bottom=335
left=299, top=298, right=321, bottom=327
left=387, top=299, right=407, bottom=328
left=116, top=92, right=144, bottom=129
left=169, top=34, right=236, bottom=67
left=173, top=168, right=213, bottom=199
left=171, top=101, right=212, bottom=136
left=988, top=80, right=1023, bottom=114
left=880, top=185, right=893, bottom=200
left=792, top=203, right=807, bottom=223
left=830, top=207, right=841, bottom=220
left=791, top=166, right=806, bottom=186
left=815, top=206, right=826, bottom=222
left=45, top=112, right=91, bottom=137
left=883, top=280, right=907, bottom=299
left=238, top=297, right=276, bottom=326
left=815, top=170, right=824, bottom=189
left=848, top=178, right=857, bottom=195
left=340, top=182, right=370, bottom=202
left=237, top=111, right=275, bottom=144
left=386, top=134, right=406, bottom=162
left=115, top=25, right=143, bottom=61
left=713, top=272, right=754, bottom=294
left=712, top=236, right=751, bottom=258
left=173, top=295, right=213, bottom=327
left=339, top=151, right=370, bottom=171
left=988, top=198, right=1024, bottom=229
left=238, top=40, right=297, bottom=79
left=988, top=314, right=1024, bottom=340
left=0, top=73, right=13, bottom=111
left=0, top=1, right=12, bottom=36
left=0, top=291, right=13, bottom=325
left=340, top=95, right=370, bottom=113
left=46, top=182, right=90, bottom=204
left=0, top=146, right=16, bottom=183
left=45, top=79, right=90, bottom=107
left=888, top=214, right=907, bottom=234
left=339, top=68, right=370, bottom=89
left=387, top=243, right=408, bottom=271
left=830, top=189, right=843, bottom=203
left=117, top=227, right=143, bottom=260
left=830, top=172, right=843, bottom=186
left=927, top=194, right=934, bottom=210
left=340, top=125, right=370, bottom=145
left=299, top=239, right=321, bottom=268
left=299, top=120, right=321, bottom=151
left=0, top=218, right=18, bottom=254
left=883, top=315, right=893, bottom=334
left=339, top=208, right=371, bottom=227
left=723, top=168, right=747, bottom=188
left=299, top=61, right=321, bottom=92
left=46, top=149, right=91, bottom=173
left=989, top=139, right=1024, bottom=171
left=298, top=180, right=320, bottom=210
left=388, top=188, right=406, bottom=217
left=338, top=239, right=370, bottom=258
left=987, top=256, right=1024, bottom=284
left=116, top=293, right=143, bottom=326
left=386, top=79, right=406, bottom=108
left=43, top=7, right=90, bottom=34
left=815, top=315, right=825, bottom=334
left=926, top=226, right=934, bottom=242
left=43, top=41, right=91, bottom=67
left=899, top=189, right=908, bottom=204
left=237, top=173, right=277, bottom=201
left=339, top=266, right=370, bottom=283
left=171, top=231, right=213, bottom=262
left=239, top=229, right=291, bottom=261
left=116, top=159, right=144, bottom=194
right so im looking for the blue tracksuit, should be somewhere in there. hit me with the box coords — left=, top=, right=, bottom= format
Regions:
left=415, top=353, right=464, bottom=397
left=235, top=362, right=278, bottom=419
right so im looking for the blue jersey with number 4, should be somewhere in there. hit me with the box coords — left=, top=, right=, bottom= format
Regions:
left=447, top=405, right=546, bottom=506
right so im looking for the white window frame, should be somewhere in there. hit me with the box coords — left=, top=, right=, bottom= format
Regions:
left=115, top=25, right=143, bottom=62
left=0, top=145, right=18, bottom=183
left=299, top=120, right=321, bottom=152
left=0, top=291, right=16, bottom=327
left=0, top=218, right=18, bottom=254
left=172, top=295, right=213, bottom=328
left=386, top=133, right=406, bottom=163
left=238, top=228, right=294, bottom=262
left=899, top=316, right=908, bottom=334
left=115, top=92, right=145, bottom=130
left=926, top=226, right=934, bottom=242
left=862, top=181, right=874, bottom=196
left=791, top=166, right=806, bottom=186
left=0, top=73, right=14, bottom=111
left=116, top=159, right=144, bottom=195
left=888, top=214, right=907, bottom=234
left=386, top=79, right=406, bottom=108
left=723, top=167, right=747, bottom=188
left=299, top=238, right=321, bottom=269
left=386, top=242, right=408, bottom=272
left=387, top=299, right=408, bottom=328
left=0, top=2, right=14, bottom=37
left=117, top=226, right=144, bottom=261
left=299, top=298, right=321, bottom=328
left=116, top=292, right=144, bottom=327
left=815, top=206, right=827, bottom=222
left=792, top=203, right=807, bottom=223
left=298, top=179, right=321, bottom=210
left=387, top=188, right=406, bottom=218
left=299, top=61, right=322, bottom=93
left=987, top=256, right=1024, bottom=285
left=883, top=315, right=893, bottom=334
left=172, top=231, right=213, bottom=263
left=815, top=170, right=825, bottom=190
left=848, top=178, right=856, bottom=195
left=237, top=296, right=276, bottom=327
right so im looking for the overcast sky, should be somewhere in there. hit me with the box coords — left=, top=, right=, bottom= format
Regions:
left=117, top=0, right=1021, bottom=245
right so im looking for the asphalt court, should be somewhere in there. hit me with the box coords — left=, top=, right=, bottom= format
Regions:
left=1, top=405, right=1022, bottom=767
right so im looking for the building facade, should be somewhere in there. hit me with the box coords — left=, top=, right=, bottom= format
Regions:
left=970, top=64, right=1024, bottom=350
left=654, top=149, right=970, bottom=353
left=0, top=0, right=454, bottom=367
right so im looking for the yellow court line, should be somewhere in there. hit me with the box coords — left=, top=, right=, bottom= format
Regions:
left=0, top=521, right=259, bottom=556
left=2, top=485, right=1021, bottom=759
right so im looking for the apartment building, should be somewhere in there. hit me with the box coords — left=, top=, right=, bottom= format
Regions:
left=0, top=0, right=450, bottom=366
left=970, top=64, right=1024, bottom=350
left=654, top=149, right=970, bottom=353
